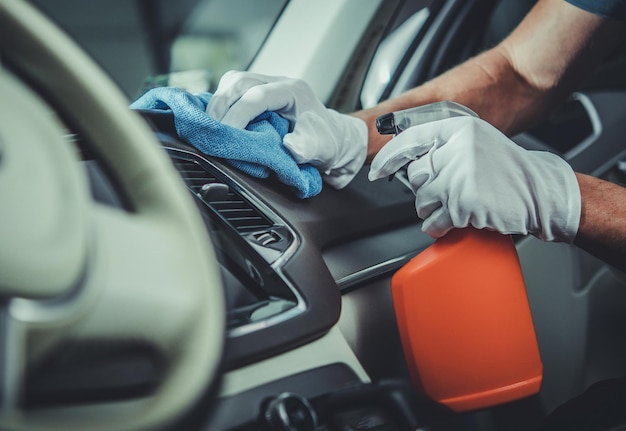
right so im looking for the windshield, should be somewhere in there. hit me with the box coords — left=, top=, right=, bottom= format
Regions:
left=31, top=0, right=288, bottom=98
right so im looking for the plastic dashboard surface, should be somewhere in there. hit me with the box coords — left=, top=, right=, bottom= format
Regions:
left=138, top=110, right=421, bottom=369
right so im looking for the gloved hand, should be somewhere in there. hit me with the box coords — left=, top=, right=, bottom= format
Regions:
left=207, top=71, right=368, bottom=189
left=368, top=116, right=581, bottom=242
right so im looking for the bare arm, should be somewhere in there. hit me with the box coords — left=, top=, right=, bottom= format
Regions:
left=574, top=174, right=626, bottom=272
left=355, top=0, right=626, bottom=161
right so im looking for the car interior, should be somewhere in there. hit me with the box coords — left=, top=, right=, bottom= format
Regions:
left=2, top=0, right=626, bottom=430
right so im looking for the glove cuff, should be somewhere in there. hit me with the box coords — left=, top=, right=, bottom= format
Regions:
left=322, top=111, right=368, bottom=189
left=534, top=152, right=581, bottom=243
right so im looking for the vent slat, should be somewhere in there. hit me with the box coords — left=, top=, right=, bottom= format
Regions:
left=172, top=158, right=274, bottom=233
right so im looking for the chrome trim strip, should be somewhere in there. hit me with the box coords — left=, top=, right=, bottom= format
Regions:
left=336, top=252, right=420, bottom=291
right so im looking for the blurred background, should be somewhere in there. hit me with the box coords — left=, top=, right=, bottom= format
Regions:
left=31, top=0, right=287, bottom=98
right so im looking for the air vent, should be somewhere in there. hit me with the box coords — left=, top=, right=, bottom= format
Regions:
left=165, top=150, right=303, bottom=332
left=172, top=159, right=274, bottom=233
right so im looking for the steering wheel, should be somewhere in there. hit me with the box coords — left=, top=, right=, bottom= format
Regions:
left=0, top=1, right=225, bottom=430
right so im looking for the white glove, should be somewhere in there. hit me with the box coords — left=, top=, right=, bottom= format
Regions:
left=207, top=71, right=368, bottom=189
left=368, top=116, right=581, bottom=242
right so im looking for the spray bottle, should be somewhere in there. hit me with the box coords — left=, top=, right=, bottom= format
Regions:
left=377, top=102, right=543, bottom=412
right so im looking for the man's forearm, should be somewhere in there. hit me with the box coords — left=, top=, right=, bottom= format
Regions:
left=353, top=47, right=550, bottom=162
left=574, top=174, right=626, bottom=272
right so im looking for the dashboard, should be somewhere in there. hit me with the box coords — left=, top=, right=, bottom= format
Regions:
left=79, top=108, right=436, bottom=429
left=132, top=109, right=429, bottom=366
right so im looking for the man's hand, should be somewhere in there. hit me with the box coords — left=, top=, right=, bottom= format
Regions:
left=207, top=71, right=368, bottom=189
left=369, top=116, right=581, bottom=242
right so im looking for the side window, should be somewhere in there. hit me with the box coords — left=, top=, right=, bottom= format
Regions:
left=360, top=0, right=525, bottom=108
left=360, top=1, right=432, bottom=108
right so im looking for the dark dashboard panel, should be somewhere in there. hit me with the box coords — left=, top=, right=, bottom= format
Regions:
left=163, top=146, right=341, bottom=369
left=137, top=110, right=419, bottom=369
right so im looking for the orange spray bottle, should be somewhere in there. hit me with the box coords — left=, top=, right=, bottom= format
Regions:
left=376, top=103, right=543, bottom=412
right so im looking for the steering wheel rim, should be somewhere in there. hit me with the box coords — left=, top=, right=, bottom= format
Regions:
left=0, top=1, right=225, bottom=430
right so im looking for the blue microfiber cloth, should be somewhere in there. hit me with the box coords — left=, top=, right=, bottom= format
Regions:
left=130, top=86, right=322, bottom=199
